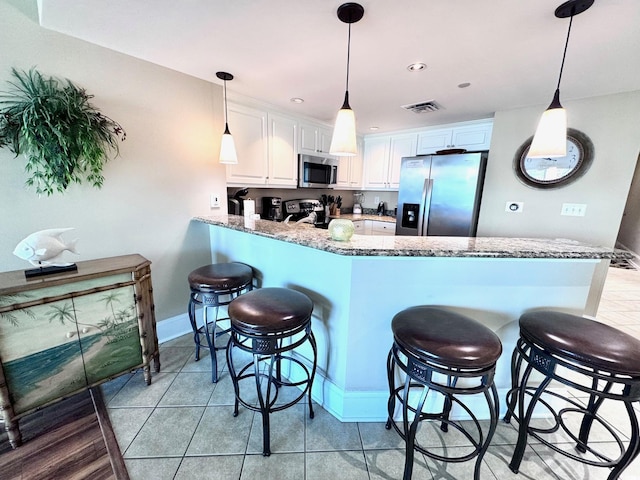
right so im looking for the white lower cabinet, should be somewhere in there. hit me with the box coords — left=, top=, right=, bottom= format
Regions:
left=353, top=220, right=370, bottom=235
left=353, top=220, right=395, bottom=236
left=371, top=220, right=395, bottom=235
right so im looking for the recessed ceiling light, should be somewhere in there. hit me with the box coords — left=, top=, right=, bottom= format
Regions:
left=369, top=126, right=379, bottom=131
left=458, top=82, right=471, bottom=88
left=290, top=97, right=304, bottom=104
left=407, top=63, right=426, bottom=72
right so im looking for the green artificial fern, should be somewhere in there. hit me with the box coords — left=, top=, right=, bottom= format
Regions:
left=0, top=68, right=125, bottom=195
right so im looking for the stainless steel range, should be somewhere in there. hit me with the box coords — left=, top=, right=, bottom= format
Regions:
left=282, top=199, right=328, bottom=228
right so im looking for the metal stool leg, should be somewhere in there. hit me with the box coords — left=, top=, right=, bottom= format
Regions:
left=607, top=401, right=640, bottom=480
left=440, top=376, right=459, bottom=433
left=509, top=363, right=553, bottom=473
left=402, top=380, right=430, bottom=480
left=202, top=301, right=220, bottom=383
left=226, top=334, right=240, bottom=417
left=385, top=348, right=396, bottom=430
left=504, top=343, right=523, bottom=424
left=254, top=352, right=274, bottom=456
left=474, top=382, right=499, bottom=480
left=307, top=330, right=317, bottom=419
left=576, top=380, right=611, bottom=452
left=188, top=295, right=201, bottom=361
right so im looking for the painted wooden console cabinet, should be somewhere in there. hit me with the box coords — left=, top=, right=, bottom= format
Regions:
left=0, top=254, right=160, bottom=448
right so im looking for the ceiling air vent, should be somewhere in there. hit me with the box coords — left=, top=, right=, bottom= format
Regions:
left=401, top=100, right=441, bottom=113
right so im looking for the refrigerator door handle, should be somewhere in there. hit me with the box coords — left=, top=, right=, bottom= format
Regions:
left=418, top=178, right=434, bottom=236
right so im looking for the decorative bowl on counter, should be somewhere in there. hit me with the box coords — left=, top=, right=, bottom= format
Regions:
left=328, top=219, right=355, bottom=241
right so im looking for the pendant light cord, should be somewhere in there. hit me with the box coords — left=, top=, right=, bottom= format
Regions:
left=556, top=13, right=574, bottom=91
left=223, top=78, right=228, bottom=124
left=345, top=23, right=351, bottom=92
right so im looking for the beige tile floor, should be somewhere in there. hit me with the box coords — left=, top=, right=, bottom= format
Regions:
left=103, top=265, right=640, bottom=479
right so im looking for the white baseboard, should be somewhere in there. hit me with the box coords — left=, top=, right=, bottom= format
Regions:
left=156, top=320, right=565, bottom=425
left=156, top=312, right=192, bottom=344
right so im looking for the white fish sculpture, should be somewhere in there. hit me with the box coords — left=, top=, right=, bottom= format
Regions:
left=13, top=228, right=79, bottom=267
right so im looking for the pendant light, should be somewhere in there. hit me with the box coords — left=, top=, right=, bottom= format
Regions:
left=528, top=0, right=593, bottom=158
left=217, top=71, right=238, bottom=164
left=330, top=3, right=364, bottom=157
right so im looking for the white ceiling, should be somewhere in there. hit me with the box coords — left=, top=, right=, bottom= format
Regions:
left=38, top=0, right=640, bottom=134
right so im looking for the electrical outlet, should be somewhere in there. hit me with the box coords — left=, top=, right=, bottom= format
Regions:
left=561, top=203, right=586, bottom=216
left=374, top=196, right=380, bottom=204
left=210, top=193, right=220, bottom=208
left=505, top=201, right=523, bottom=213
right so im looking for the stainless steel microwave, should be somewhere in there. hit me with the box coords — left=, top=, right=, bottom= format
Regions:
left=298, top=154, right=339, bottom=188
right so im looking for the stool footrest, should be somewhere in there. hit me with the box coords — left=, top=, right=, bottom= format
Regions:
left=506, top=329, right=640, bottom=479
left=387, top=343, right=499, bottom=480
left=226, top=288, right=317, bottom=458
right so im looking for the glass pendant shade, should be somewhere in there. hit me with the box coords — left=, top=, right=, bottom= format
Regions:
left=219, top=124, right=238, bottom=164
left=330, top=94, right=357, bottom=157
left=528, top=89, right=567, bottom=158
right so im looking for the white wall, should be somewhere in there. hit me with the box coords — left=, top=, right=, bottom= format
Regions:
left=478, top=91, right=640, bottom=314
left=616, top=154, right=640, bottom=256
left=0, top=1, right=226, bottom=321
left=478, top=91, right=640, bottom=247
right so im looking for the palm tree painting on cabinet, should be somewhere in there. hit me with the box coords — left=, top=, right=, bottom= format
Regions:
left=0, top=279, right=142, bottom=414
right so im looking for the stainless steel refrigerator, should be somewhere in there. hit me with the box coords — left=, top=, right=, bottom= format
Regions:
left=395, top=153, right=487, bottom=236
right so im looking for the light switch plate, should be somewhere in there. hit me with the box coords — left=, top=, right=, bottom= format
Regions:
left=210, top=193, right=221, bottom=208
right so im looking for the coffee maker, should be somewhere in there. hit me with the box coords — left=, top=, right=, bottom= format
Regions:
left=228, top=188, right=249, bottom=216
left=261, top=197, right=282, bottom=221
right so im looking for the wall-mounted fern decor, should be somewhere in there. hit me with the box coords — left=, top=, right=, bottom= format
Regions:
left=0, top=68, right=126, bottom=195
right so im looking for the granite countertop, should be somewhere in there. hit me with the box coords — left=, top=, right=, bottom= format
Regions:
left=194, top=214, right=628, bottom=259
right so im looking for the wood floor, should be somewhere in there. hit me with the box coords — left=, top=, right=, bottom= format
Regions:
left=0, top=388, right=128, bottom=480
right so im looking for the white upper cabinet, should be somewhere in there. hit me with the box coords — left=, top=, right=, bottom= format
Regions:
left=299, top=122, right=333, bottom=156
left=268, top=113, right=298, bottom=187
left=388, top=134, right=417, bottom=189
left=226, top=104, right=298, bottom=188
left=336, top=136, right=364, bottom=189
left=364, top=134, right=416, bottom=190
left=416, top=122, right=493, bottom=155
left=225, top=103, right=269, bottom=185
left=363, top=136, right=390, bottom=189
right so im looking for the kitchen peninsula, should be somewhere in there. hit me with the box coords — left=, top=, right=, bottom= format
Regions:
left=194, top=214, right=626, bottom=422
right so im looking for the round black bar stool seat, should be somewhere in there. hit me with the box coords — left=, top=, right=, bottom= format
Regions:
left=187, top=262, right=253, bottom=383
left=504, top=310, right=640, bottom=480
left=226, top=287, right=317, bottom=456
left=386, top=306, right=502, bottom=480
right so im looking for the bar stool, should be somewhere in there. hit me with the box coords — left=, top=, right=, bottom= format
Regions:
left=187, top=262, right=253, bottom=382
left=386, top=306, right=502, bottom=480
left=226, top=287, right=317, bottom=456
left=504, top=310, right=640, bottom=480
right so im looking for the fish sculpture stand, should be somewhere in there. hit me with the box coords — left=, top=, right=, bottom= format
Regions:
left=13, top=228, right=79, bottom=278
